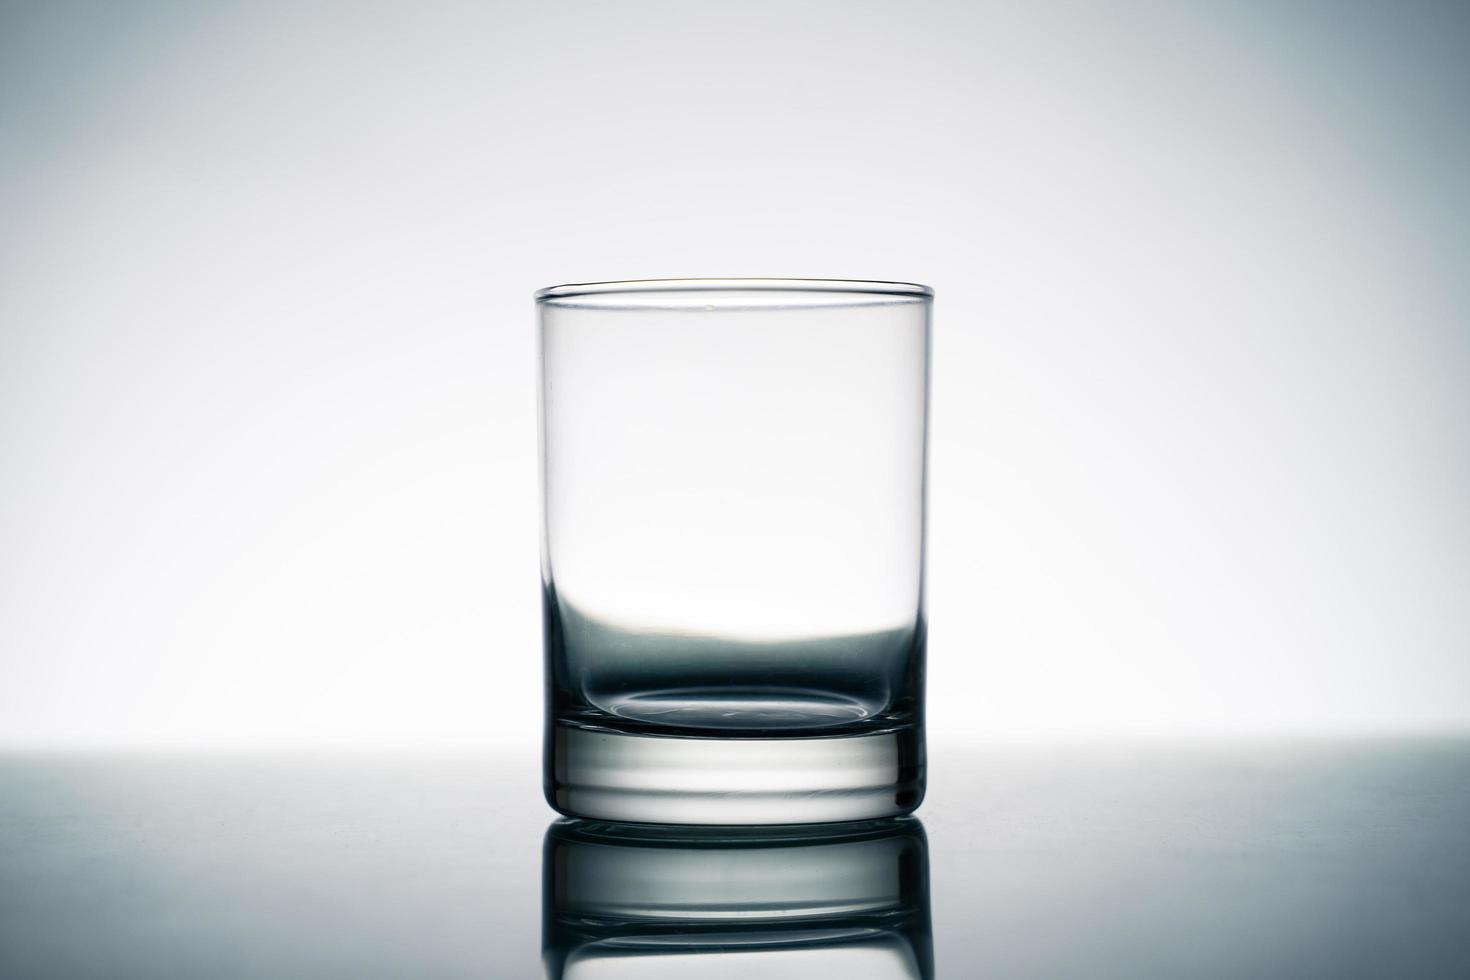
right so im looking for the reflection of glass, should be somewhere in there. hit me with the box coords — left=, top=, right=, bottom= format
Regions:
left=542, top=817, right=933, bottom=980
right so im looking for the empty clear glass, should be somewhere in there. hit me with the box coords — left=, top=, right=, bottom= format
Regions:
left=538, top=279, right=931, bottom=823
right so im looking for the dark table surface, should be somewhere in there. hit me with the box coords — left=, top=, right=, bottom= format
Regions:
left=2, top=738, right=1468, bottom=979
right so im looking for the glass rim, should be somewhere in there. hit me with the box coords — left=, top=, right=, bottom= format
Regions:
left=535, top=278, right=933, bottom=303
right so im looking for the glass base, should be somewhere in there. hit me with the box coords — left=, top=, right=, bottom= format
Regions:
left=545, top=721, right=924, bottom=825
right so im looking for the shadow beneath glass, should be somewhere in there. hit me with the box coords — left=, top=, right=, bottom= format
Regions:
left=542, top=816, right=932, bottom=979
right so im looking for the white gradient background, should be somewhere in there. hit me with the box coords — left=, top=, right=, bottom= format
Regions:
left=1, top=0, right=1466, bottom=749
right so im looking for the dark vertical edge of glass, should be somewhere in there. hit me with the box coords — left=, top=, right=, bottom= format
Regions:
left=913, top=293, right=934, bottom=809
left=541, top=580, right=567, bottom=816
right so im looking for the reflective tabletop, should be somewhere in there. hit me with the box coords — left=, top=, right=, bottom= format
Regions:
left=2, top=738, right=1468, bottom=978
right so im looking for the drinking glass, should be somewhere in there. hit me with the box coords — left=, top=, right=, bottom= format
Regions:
left=538, top=278, right=931, bottom=824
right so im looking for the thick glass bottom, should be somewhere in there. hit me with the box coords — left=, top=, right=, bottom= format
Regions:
left=545, top=721, right=924, bottom=825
